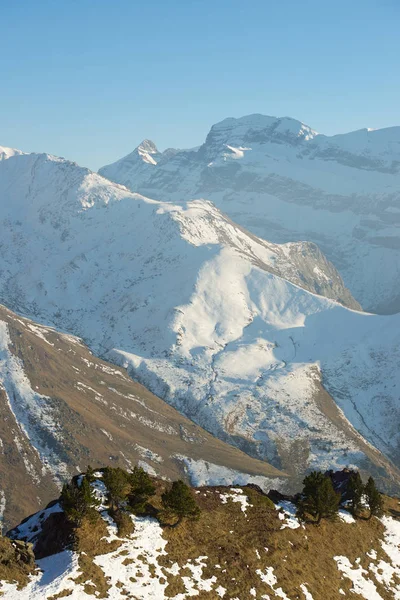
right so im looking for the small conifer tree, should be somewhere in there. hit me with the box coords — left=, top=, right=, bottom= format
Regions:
left=102, top=467, right=131, bottom=511
left=297, top=471, right=340, bottom=524
left=347, top=471, right=364, bottom=517
left=365, top=476, right=383, bottom=519
left=129, top=466, right=156, bottom=514
left=60, top=477, right=99, bottom=526
left=85, top=465, right=96, bottom=483
left=161, top=480, right=200, bottom=526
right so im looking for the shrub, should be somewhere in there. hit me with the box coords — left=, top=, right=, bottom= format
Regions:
left=161, top=480, right=200, bottom=527
left=296, top=471, right=340, bottom=524
left=60, top=477, right=99, bottom=526
left=347, top=471, right=364, bottom=517
left=110, top=509, right=135, bottom=537
left=365, top=476, right=383, bottom=519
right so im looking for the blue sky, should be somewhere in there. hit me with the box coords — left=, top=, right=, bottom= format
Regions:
left=1, top=0, right=399, bottom=170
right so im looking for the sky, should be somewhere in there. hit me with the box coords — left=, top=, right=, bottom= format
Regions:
left=1, top=0, right=399, bottom=171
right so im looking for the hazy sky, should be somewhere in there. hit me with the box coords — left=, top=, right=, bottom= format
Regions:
left=1, top=0, right=399, bottom=170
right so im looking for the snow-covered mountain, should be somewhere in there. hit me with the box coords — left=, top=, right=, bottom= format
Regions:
left=0, top=303, right=284, bottom=530
left=99, top=114, right=400, bottom=314
left=0, top=149, right=399, bottom=494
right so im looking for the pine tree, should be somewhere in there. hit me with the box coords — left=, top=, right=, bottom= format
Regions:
left=296, top=471, right=340, bottom=524
left=347, top=471, right=364, bottom=517
left=129, top=466, right=156, bottom=514
left=102, top=467, right=131, bottom=511
left=365, top=476, right=383, bottom=519
left=85, top=465, right=96, bottom=483
left=60, top=477, right=99, bottom=526
left=161, top=480, right=200, bottom=527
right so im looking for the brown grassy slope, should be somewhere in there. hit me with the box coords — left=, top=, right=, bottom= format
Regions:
left=32, top=480, right=399, bottom=600
left=159, top=487, right=400, bottom=600
left=0, top=537, right=35, bottom=591
left=0, top=305, right=286, bottom=529
left=7, top=472, right=400, bottom=600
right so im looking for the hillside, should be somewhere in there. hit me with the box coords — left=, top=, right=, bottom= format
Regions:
left=0, top=149, right=399, bottom=495
left=1, top=468, right=400, bottom=599
left=99, top=114, right=400, bottom=314
left=0, top=304, right=285, bottom=530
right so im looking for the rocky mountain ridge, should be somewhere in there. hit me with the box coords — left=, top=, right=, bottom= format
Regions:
left=0, top=148, right=399, bottom=501
left=99, top=113, right=400, bottom=313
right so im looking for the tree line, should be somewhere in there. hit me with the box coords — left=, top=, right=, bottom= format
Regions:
left=60, top=465, right=200, bottom=530
left=60, top=465, right=384, bottom=534
left=296, top=470, right=383, bottom=525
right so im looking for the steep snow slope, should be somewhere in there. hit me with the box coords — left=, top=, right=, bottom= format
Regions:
left=0, top=151, right=399, bottom=493
left=99, top=114, right=400, bottom=313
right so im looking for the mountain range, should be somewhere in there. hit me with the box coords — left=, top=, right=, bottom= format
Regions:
left=99, top=114, right=400, bottom=314
left=0, top=137, right=399, bottom=501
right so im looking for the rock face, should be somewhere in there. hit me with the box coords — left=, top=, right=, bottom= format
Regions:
left=0, top=149, right=400, bottom=498
left=99, top=114, right=400, bottom=314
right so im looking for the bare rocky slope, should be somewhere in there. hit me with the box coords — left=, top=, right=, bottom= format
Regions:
left=0, top=148, right=400, bottom=500
left=99, top=114, right=400, bottom=314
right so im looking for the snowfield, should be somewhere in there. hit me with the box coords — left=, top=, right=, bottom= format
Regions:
left=0, top=149, right=399, bottom=489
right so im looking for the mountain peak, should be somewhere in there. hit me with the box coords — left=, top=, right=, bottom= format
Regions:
left=137, top=139, right=159, bottom=154
left=202, top=114, right=318, bottom=157
left=0, top=145, right=25, bottom=160
left=135, top=139, right=159, bottom=165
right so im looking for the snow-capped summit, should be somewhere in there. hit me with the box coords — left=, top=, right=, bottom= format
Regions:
left=137, top=138, right=159, bottom=163
left=99, top=139, right=160, bottom=190
left=0, top=145, right=24, bottom=160
left=202, top=114, right=318, bottom=158
left=99, top=114, right=400, bottom=314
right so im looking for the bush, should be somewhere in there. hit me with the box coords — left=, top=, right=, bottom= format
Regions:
left=296, top=471, right=340, bottom=524
left=365, top=476, right=383, bottom=519
left=347, top=471, right=364, bottom=517
left=60, top=477, right=99, bottom=526
left=110, top=508, right=135, bottom=537
left=161, top=480, right=200, bottom=527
